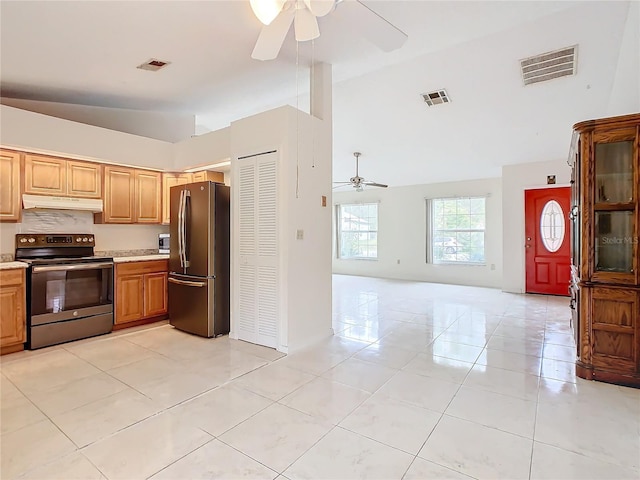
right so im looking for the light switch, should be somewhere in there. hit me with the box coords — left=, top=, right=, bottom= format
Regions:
left=296, top=229, right=304, bottom=240
left=321, top=195, right=327, bottom=207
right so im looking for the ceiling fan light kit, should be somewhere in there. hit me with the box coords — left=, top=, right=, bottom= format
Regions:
left=250, top=0, right=408, bottom=61
left=250, top=0, right=286, bottom=25
left=333, top=152, right=388, bottom=192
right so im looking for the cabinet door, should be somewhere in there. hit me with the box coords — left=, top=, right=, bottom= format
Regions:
left=103, top=166, right=135, bottom=223
left=191, top=171, right=224, bottom=183
left=144, top=272, right=168, bottom=317
left=0, top=270, right=26, bottom=347
left=115, top=274, right=144, bottom=324
left=162, top=173, right=192, bottom=224
left=67, top=161, right=101, bottom=198
left=136, top=170, right=162, bottom=224
left=0, top=150, right=21, bottom=221
left=24, top=154, right=66, bottom=196
left=589, top=286, right=638, bottom=374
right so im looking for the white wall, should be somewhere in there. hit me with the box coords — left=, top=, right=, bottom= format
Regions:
left=333, top=178, right=503, bottom=289
left=607, top=1, right=640, bottom=115
left=0, top=105, right=173, bottom=170
left=502, top=159, right=571, bottom=293
left=230, top=104, right=333, bottom=353
left=1, top=98, right=195, bottom=143
left=172, top=127, right=231, bottom=171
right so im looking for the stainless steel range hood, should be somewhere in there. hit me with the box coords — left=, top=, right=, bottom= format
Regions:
left=22, top=194, right=103, bottom=212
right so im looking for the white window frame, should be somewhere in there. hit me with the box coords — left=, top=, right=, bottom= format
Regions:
left=336, top=202, right=379, bottom=260
left=427, top=196, right=487, bottom=265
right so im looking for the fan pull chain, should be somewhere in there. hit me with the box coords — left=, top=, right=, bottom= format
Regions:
left=295, top=38, right=300, bottom=199
left=311, top=39, right=316, bottom=169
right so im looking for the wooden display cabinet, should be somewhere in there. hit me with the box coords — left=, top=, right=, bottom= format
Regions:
left=570, top=113, right=640, bottom=386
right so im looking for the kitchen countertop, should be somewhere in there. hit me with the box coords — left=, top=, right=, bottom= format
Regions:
left=0, top=261, right=29, bottom=270
left=113, top=254, right=170, bottom=263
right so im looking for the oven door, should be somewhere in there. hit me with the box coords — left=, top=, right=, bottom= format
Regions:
left=30, top=262, right=114, bottom=325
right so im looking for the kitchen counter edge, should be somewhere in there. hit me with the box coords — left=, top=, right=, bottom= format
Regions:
left=112, top=254, right=170, bottom=263
left=0, top=261, right=29, bottom=270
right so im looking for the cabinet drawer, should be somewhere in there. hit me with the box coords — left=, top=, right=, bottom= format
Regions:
left=116, top=260, right=168, bottom=276
left=0, top=269, right=25, bottom=287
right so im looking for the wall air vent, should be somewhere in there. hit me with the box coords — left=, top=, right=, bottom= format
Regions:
left=136, top=58, right=171, bottom=71
left=422, top=89, right=451, bottom=107
left=520, top=46, right=577, bottom=86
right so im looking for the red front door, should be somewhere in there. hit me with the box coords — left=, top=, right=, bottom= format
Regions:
left=525, top=187, right=571, bottom=296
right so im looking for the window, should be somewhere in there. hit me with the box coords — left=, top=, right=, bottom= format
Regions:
left=428, top=196, right=486, bottom=264
left=337, top=203, right=378, bottom=259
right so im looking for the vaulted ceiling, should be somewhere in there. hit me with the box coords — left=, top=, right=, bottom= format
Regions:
left=1, top=1, right=638, bottom=186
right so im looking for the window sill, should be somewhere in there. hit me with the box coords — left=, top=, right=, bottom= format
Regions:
left=431, top=262, right=487, bottom=266
left=338, top=257, right=378, bottom=261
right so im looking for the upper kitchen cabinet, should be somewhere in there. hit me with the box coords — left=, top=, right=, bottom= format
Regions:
left=99, top=166, right=161, bottom=224
left=191, top=171, right=224, bottom=183
left=136, top=170, right=161, bottom=223
left=24, top=154, right=101, bottom=199
left=67, top=160, right=102, bottom=198
left=161, top=171, right=224, bottom=224
left=101, top=166, right=136, bottom=223
left=0, top=150, right=21, bottom=222
left=162, top=173, right=192, bottom=224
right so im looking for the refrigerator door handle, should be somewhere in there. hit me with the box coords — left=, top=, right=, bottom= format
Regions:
left=168, top=277, right=206, bottom=288
left=183, top=190, right=191, bottom=268
left=177, top=189, right=185, bottom=268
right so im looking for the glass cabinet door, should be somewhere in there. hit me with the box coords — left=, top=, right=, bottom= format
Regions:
left=595, top=140, right=634, bottom=204
left=595, top=211, right=634, bottom=273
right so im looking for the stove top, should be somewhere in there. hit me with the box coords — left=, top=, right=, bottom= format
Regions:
left=21, top=256, right=113, bottom=266
left=15, top=234, right=107, bottom=264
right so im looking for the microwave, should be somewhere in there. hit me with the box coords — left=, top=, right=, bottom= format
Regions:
left=158, top=233, right=170, bottom=254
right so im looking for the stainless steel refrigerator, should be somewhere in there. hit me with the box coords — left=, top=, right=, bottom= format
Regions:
left=168, top=181, right=230, bottom=337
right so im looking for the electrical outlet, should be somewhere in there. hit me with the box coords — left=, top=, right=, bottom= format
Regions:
left=490, top=263, right=496, bottom=270
left=296, top=229, right=304, bottom=240
left=321, top=195, right=327, bottom=207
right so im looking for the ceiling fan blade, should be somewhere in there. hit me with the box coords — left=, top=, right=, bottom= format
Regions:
left=294, top=7, right=320, bottom=42
left=333, top=181, right=352, bottom=184
left=334, top=0, right=407, bottom=52
left=251, top=8, right=295, bottom=60
left=303, top=0, right=335, bottom=17
left=364, top=182, right=388, bottom=188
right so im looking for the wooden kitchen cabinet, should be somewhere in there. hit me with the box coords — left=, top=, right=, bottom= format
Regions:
left=24, top=154, right=101, bottom=198
left=0, top=269, right=26, bottom=353
left=191, top=171, right=224, bottom=183
left=66, top=160, right=102, bottom=198
left=162, top=173, right=192, bottom=224
left=115, top=260, right=168, bottom=326
left=136, top=170, right=162, bottom=223
left=161, top=171, right=224, bottom=224
left=0, top=150, right=21, bottom=221
left=24, top=154, right=66, bottom=196
left=102, top=166, right=136, bottom=223
left=100, top=166, right=161, bottom=224
left=570, top=113, right=640, bottom=386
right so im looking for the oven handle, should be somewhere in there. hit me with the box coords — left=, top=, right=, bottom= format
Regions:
left=168, top=277, right=206, bottom=287
left=32, top=262, right=113, bottom=273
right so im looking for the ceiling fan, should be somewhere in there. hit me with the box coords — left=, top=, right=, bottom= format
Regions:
left=333, top=152, right=388, bottom=192
left=250, top=0, right=408, bottom=61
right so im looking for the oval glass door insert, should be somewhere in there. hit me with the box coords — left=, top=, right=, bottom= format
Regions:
left=540, top=200, right=565, bottom=252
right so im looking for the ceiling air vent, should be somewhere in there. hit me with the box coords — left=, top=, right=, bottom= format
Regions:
left=520, top=46, right=577, bottom=86
left=137, top=58, right=171, bottom=72
left=422, top=89, right=451, bottom=107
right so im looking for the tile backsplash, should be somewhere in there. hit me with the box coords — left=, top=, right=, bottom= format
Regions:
left=1, top=209, right=168, bottom=256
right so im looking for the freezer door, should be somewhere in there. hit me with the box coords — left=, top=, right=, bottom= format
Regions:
left=168, top=274, right=214, bottom=337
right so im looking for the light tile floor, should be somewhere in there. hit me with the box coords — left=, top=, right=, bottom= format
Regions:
left=1, top=274, right=639, bottom=479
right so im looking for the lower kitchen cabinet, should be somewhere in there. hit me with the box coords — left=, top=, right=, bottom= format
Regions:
left=0, top=269, right=26, bottom=352
left=115, top=260, right=168, bottom=326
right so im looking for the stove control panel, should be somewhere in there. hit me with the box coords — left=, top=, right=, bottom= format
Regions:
left=16, top=234, right=95, bottom=247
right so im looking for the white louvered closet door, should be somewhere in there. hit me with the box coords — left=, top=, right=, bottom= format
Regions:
left=236, top=152, right=278, bottom=348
